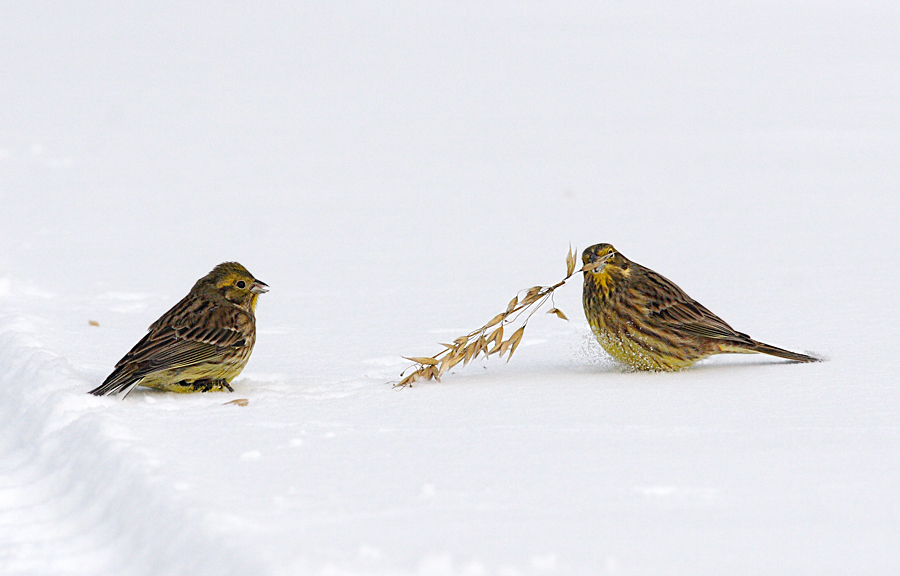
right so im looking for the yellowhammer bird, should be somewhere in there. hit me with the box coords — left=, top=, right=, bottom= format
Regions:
left=582, top=244, right=817, bottom=371
left=89, top=262, right=268, bottom=398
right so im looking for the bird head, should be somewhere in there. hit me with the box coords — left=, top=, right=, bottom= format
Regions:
left=582, top=244, right=630, bottom=288
left=204, top=262, right=268, bottom=312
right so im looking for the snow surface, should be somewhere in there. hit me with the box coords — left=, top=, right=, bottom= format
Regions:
left=2, top=2, right=899, bottom=575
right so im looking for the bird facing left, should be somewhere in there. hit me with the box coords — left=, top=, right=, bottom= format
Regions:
left=89, top=262, right=268, bottom=398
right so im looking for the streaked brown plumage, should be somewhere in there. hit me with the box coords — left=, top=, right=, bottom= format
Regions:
left=582, top=243, right=817, bottom=371
left=89, top=262, right=268, bottom=398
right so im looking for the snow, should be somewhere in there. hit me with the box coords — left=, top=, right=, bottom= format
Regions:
left=2, top=1, right=899, bottom=575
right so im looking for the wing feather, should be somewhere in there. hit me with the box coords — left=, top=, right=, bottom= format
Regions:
left=633, top=265, right=753, bottom=344
left=90, top=298, right=252, bottom=396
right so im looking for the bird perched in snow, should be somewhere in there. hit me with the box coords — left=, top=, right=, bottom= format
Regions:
left=89, top=262, right=268, bottom=398
left=582, top=243, right=817, bottom=371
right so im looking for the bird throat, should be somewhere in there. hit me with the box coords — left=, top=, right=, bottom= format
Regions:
left=592, top=266, right=629, bottom=301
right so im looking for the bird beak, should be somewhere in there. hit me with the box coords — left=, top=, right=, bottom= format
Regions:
left=250, top=280, right=269, bottom=294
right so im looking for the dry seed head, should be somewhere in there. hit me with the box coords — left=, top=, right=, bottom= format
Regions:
left=520, top=291, right=542, bottom=307
left=396, top=372, right=418, bottom=388
left=447, top=351, right=464, bottom=370
left=476, top=334, right=487, bottom=356
left=438, top=358, right=452, bottom=378
left=404, top=356, right=439, bottom=366
left=485, top=312, right=506, bottom=329
left=548, top=307, right=568, bottom=321
left=463, top=340, right=478, bottom=365
left=397, top=243, right=577, bottom=386
left=506, top=326, right=526, bottom=361
left=566, top=245, right=576, bottom=277
left=488, top=326, right=504, bottom=349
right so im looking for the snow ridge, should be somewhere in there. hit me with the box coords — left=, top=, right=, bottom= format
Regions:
left=0, top=313, right=259, bottom=576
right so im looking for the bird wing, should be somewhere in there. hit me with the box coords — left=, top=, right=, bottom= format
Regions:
left=121, top=305, right=251, bottom=375
left=90, top=301, right=251, bottom=397
left=636, top=266, right=753, bottom=344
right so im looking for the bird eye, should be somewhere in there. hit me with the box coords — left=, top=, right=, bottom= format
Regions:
left=236, top=280, right=246, bottom=289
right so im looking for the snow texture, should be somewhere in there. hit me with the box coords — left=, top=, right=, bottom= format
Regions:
left=2, top=2, right=899, bottom=575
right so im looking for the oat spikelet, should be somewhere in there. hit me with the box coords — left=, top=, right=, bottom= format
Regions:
left=395, top=245, right=589, bottom=387
left=547, top=308, right=568, bottom=321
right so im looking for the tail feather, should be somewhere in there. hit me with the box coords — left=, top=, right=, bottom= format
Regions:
left=88, top=367, right=142, bottom=398
left=748, top=340, right=820, bottom=363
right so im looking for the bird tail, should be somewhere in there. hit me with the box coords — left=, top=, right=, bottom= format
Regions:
left=746, top=340, right=820, bottom=363
left=88, top=367, right=142, bottom=398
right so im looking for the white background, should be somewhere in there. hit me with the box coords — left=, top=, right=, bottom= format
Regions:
left=1, top=2, right=898, bottom=575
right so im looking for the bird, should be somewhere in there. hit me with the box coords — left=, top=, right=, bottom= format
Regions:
left=89, top=262, right=268, bottom=398
left=581, top=243, right=817, bottom=371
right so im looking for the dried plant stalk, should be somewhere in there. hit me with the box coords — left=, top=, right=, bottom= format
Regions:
left=396, top=245, right=587, bottom=388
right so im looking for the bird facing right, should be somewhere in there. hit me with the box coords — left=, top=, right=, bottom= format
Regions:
left=89, top=262, right=268, bottom=398
left=581, top=243, right=817, bottom=371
